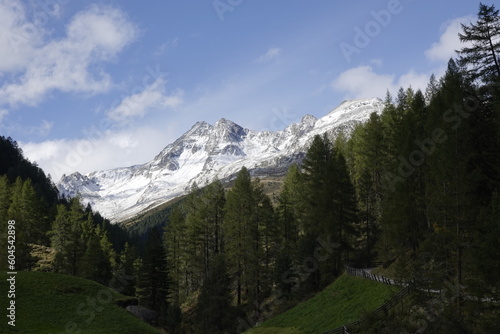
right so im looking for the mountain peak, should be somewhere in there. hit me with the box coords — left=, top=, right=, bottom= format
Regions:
left=300, top=114, right=317, bottom=125
left=212, top=118, right=247, bottom=143
left=57, top=99, right=384, bottom=222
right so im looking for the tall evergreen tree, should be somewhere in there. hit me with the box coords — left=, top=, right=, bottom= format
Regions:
left=0, top=176, right=11, bottom=271
left=276, top=164, right=301, bottom=255
left=224, top=167, right=257, bottom=306
left=136, top=228, right=169, bottom=313
left=299, top=135, right=358, bottom=287
left=251, top=179, right=276, bottom=304
left=7, top=178, right=36, bottom=270
left=50, top=198, right=86, bottom=275
left=164, top=205, right=187, bottom=303
left=194, top=254, right=235, bottom=333
left=458, top=3, right=500, bottom=83
left=348, top=113, right=385, bottom=263
left=79, top=232, right=112, bottom=285
left=116, top=242, right=137, bottom=296
left=421, top=60, right=478, bottom=293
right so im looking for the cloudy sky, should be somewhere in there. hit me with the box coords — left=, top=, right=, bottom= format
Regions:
left=0, top=0, right=477, bottom=181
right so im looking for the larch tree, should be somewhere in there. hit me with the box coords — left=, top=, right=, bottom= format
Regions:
left=458, top=3, right=500, bottom=83
left=223, top=167, right=256, bottom=306
left=136, top=227, right=169, bottom=313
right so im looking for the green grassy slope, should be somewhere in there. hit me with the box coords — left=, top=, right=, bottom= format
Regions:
left=246, top=274, right=398, bottom=334
left=1, top=271, right=159, bottom=334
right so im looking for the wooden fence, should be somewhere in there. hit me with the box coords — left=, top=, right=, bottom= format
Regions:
left=344, top=265, right=397, bottom=286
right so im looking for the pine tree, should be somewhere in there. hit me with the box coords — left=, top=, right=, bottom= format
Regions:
left=183, top=178, right=226, bottom=291
left=330, top=144, right=358, bottom=270
left=276, top=164, right=301, bottom=256
left=301, top=135, right=333, bottom=240
left=252, top=180, right=276, bottom=303
left=79, top=232, right=112, bottom=285
left=115, top=242, right=137, bottom=295
left=98, top=227, right=117, bottom=273
left=50, top=198, right=86, bottom=275
left=7, top=178, right=36, bottom=270
left=224, top=167, right=257, bottom=306
left=422, top=60, right=478, bottom=292
left=194, top=254, right=235, bottom=333
left=349, top=113, right=385, bottom=263
left=0, top=176, right=11, bottom=271
left=136, top=228, right=169, bottom=313
left=20, top=179, right=48, bottom=245
left=382, top=89, right=430, bottom=254
left=182, top=184, right=205, bottom=294
left=471, top=191, right=500, bottom=295
left=458, top=3, right=500, bottom=83
left=164, top=205, right=187, bottom=303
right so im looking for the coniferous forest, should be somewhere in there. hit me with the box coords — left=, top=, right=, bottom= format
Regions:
left=1, top=3, right=500, bottom=333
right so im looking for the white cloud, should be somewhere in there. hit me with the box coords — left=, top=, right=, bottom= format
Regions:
left=0, top=4, right=138, bottom=107
left=398, top=70, right=431, bottom=92
left=256, top=47, right=281, bottom=63
left=332, top=15, right=478, bottom=100
left=332, top=66, right=430, bottom=100
left=0, top=0, right=43, bottom=73
left=107, top=78, right=183, bottom=124
left=425, top=16, right=474, bottom=62
left=332, top=66, right=396, bottom=99
left=21, top=125, right=178, bottom=181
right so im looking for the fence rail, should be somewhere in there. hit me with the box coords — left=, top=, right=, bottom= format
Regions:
left=344, top=265, right=397, bottom=285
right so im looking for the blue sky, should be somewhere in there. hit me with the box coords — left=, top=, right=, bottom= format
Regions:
left=0, top=0, right=478, bottom=180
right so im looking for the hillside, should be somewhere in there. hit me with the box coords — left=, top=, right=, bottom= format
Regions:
left=0, top=271, right=159, bottom=334
left=245, top=274, right=398, bottom=334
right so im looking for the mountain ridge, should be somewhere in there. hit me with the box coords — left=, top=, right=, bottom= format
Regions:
left=57, top=98, right=384, bottom=222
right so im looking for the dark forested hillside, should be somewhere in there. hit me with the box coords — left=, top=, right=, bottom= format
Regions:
left=0, top=136, right=59, bottom=206
left=0, top=136, right=131, bottom=278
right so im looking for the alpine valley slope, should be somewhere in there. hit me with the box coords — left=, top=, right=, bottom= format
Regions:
left=57, top=98, right=383, bottom=222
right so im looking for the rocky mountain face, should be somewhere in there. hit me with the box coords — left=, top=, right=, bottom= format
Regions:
left=57, top=98, right=384, bottom=222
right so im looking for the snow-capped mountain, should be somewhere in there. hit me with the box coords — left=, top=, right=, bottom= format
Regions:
left=57, top=98, right=384, bottom=222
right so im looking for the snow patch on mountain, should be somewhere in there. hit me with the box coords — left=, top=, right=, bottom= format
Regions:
left=57, top=98, right=384, bottom=222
